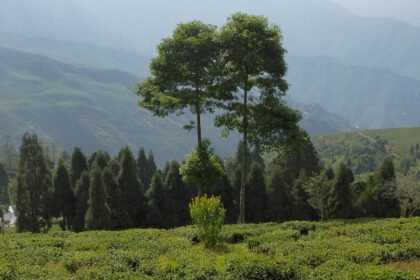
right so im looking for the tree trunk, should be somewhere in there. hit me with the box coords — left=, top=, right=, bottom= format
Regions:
left=196, top=89, right=203, bottom=197
left=238, top=89, right=249, bottom=224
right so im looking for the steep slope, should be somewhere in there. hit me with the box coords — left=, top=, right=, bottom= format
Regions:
left=0, top=48, right=351, bottom=163
left=0, top=47, right=240, bottom=164
left=286, top=55, right=420, bottom=129
left=313, top=127, right=420, bottom=174
left=1, top=0, right=420, bottom=81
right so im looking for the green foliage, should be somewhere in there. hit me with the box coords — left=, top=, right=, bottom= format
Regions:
left=145, top=172, right=166, bottom=228
left=85, top=167, right=111, bottom=230
left=117, top=147, right=144, bottom=228
left=16, top=133, right=52, bottom=233
left=164, top=161, right=190, bottom=228
left=179, top=141, right=225, bottom=195
left=0, top=162, right=9, bottom=205
left=0, top=218, right=417, bottom=279
left=53, top=161, right=74, bottom=230
left=73, top=171, right=90, bottom=232
left=328, top=163, right=354, bottom=219
left=189, top=195, right=226, bottom=248
left=304, top=172, right=333, bottom=221
left=137, top=148, right=156, bottom=191
left=245, top=163, right=266, bottom=223
left=70, top=147, right=88, bottom=189
left=102, top=167, right=127, bottom=230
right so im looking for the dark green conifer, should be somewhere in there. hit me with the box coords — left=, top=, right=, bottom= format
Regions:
left=16, top=134, right=51, bottom=233
left=117, top=147, right=144, bottom=228
left=0, top=162, right=9, bottom=205
left=328, top=163, right=354, bottom=219
left=102, top=167, right=127, bottom=230
left=53, top=161, right=74, bottom=230
left=73, top=171, right=90, bottom=232
left=145, top=172, right=166, bottom=227
left=85, top=167, right=111, bottom=230
left=245, top=163, right=266, bottom=223
left=70, top=147, right=88, bottom=189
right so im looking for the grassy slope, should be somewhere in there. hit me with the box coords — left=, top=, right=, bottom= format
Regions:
left=0, top=218, right=418, bottom=279
left=313, top=127, right=420, bottom=174
left=0, top=47, right=356, bottom=164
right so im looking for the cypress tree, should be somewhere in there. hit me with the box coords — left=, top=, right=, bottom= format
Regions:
left=291, top=171, right=317, bottom=220
left=85, top=167, right=111, bottom=230
left=102, top=167, right=127, bottom=230
left=16, top=134, right=51, bottom=233
left=0, top=162, right=9, bottom=205
left=212, top=174, right=236, bottom=224
left=145, top=172, right=166, bottom=228
left=73, top=171, right=90, bottom=232
left=137, top=148, right=149, bottom=189
left=372, top=158, right=400, bottom=217
left=328, top=163, right=354, bottom=219
left=164, top=161, right=189, bottom=228
left=53, top=162, right=74, bottom=230
left=70, top=148, right=88, bottom=189
left=265, top=171, right=293, bottom=222
left=117, top=147, right=144, bottom=228
left=245, top=163, right=266, bottom=223
left=108, top=159, right=121, bottom=177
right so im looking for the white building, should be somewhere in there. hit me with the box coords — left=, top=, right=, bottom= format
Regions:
left=2, top=205, right=17, bottom=228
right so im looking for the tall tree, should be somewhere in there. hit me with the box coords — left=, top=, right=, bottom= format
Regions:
left=137, top=148, right=149, bottom=188
left=0, top=162, right=9, bottom=205
left=137, top=148, right=157, bottom=191
left=136, top=21, right=227, bottom=194
left=73, top=171, right=90, bottom=232
left=304, top=172, right=333, bottom=221
left=85, top=167, right=111, bottom=230
left=216, top=13, right=300, bottom=223
left=117, top=147, right=144, bottom=228
left=16, top=134, right=51, bottom=233
left=328, top=163, right=354, bottom=219
left=70, top=147, right=88, bottom=190
left=136, top=21, right=223, bottom=152
left=145, top=172, right=166, bottom=228
left=2, top=135, right=17, bottom=177
left=164, top=161, right=190, bottom=228
left=53, top=162, right=74, bottom=230
left=103, top=167, right=127, bottom=230
left=371, top=158, right=400, bottom=217
left=245, top=163, right=266, bottom=223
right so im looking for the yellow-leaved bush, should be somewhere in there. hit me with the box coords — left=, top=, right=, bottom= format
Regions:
left=189, top=195, right=226, bottom=248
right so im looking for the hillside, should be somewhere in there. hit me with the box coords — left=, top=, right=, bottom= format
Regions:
left=0, top=47, right=352, bottom=163
left=2, top=1, right=420, bottom=130
left=286, top=55, right=420, bottom=129
left=0, top=47, right=242, bottom=164
left=313, top=127, right=420, bottom=174
left=0, top=218, right=418, bottom=279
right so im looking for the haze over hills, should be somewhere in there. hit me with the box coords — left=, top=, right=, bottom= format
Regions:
left=1, top=0, right=420, bottom=156
left=0, top=47, right=354, bottom=162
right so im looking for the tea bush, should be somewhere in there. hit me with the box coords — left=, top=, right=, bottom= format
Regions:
left=0, top=217, right=417, bottom=279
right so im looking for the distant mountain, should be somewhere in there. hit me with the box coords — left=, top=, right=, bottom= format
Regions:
left=0, top=48, right=351, bottom=163
left=286, top=99, right=356, bottom=136
left=2, top=0, right=420, bottom=81
left=286, top=55, right=420, bottom=129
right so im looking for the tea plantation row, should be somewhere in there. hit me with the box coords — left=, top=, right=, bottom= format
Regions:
left=0, top=218, right=418, bottom=279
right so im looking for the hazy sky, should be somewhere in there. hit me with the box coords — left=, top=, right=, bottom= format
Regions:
left=331, top=0, right=420, bottom=26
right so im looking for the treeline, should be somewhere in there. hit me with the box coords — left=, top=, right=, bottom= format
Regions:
left=4, top=130, right=417, bottom=233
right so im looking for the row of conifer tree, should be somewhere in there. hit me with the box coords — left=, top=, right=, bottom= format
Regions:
left=8, top=131, right=401, bottom=233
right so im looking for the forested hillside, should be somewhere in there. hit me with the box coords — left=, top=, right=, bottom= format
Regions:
left=313, top=127, right=420, bottom=175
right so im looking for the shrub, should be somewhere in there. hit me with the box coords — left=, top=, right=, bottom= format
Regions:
left=189, top=195, right=226, bottom=248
